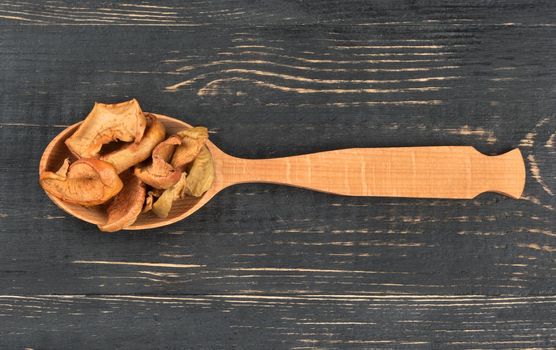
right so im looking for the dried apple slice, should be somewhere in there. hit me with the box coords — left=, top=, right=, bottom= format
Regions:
left=151, top=173, right=188, bottom=218
left=65, top=99, right=147, bottom=158
left=171, top=127, right=209, bottom=169
left=134, top=135, right=182, bottom=189
left=98, top=174, right=146, bottom=232
left=183, top=147, right=215, bottom=197
left=142, top=189, right=164, bottom=213
left=101, top=114, right=166, bottom=173
left=150, top=146, right=214, bottom=219
left=153, top=135, right=181, bottom=160
left=40, top=158, right=123, bottom=206
left=142, top=191, right=155, bottom=213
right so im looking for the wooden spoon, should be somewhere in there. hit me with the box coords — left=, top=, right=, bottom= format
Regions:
left=39, top=114, right=526, bottom=230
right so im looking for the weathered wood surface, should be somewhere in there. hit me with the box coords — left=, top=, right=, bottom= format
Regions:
left=2, top=295, right=555, bottom=349
left=0, top=0, right=555, bottom=348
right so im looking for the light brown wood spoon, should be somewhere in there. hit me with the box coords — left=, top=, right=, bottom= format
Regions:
left=39, top=114, right=526, bottom=230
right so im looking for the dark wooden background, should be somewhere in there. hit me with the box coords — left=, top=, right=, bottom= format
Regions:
left=1, top=0, right=555, bottom=349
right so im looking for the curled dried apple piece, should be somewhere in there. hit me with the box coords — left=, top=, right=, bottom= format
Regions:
left=101, top=114, right=166, bottom=173
left=152, top=173, right=188, bottom=218
left=154, top=135, right=181, bottom=160
left=142, top=191, right=155, bottom=213
left=184, top=147, right=215, bottom=197
left=65, top=99, right=147, bottom=158
left=150, top=146, right=214, bottom=219
left=134, top=135, right=182, bottom=189
left=40, top=158, right=123, bottom=206
left=171, top=127, right=209, bottom=169
left=142, top=189, right=164, bottom=213
left=54, top=158, right=71, bottom=177
left=98, top=173, right=146, bottom=232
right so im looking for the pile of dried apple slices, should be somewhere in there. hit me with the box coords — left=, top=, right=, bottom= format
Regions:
left=39, top=99, right=214, bottom=232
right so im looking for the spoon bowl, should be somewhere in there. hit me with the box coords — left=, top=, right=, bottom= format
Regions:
left=40, top=113, right=526, bottom=231
left=39, top=114, right=224, bottom=230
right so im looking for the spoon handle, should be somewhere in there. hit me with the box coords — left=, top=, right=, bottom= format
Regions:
left=220, top=146, right=525, bottom=199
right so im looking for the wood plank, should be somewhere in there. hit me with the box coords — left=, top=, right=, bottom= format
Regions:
left=1, top=125, right=554, bottom=295
left=0, top=0, right=554, bottom=26
left=1, top=294, right=555, bottom=349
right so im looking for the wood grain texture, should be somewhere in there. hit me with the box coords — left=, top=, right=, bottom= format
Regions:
left=216, top=146, right=525, bottom=199
left=1, top=295, right=555, bottom=349
left=0, top=0, right=555, bottom=348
